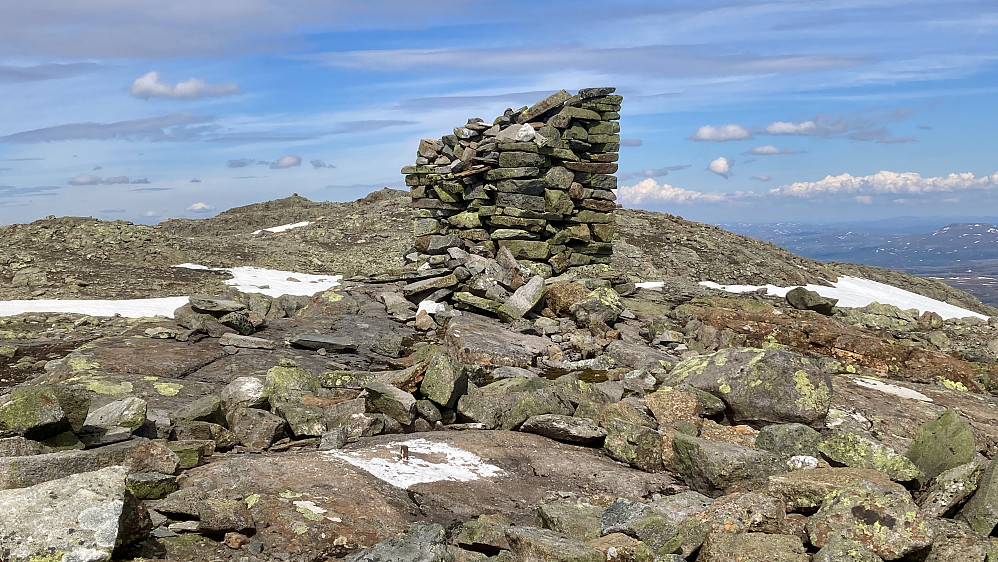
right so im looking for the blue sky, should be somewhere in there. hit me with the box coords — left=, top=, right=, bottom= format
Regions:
left=1, top=0, right=996, bottom=226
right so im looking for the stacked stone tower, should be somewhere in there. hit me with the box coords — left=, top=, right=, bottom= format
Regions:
left=403, top=88, right=620, bottom=277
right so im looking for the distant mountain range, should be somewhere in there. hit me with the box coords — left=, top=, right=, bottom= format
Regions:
left=722, top=217, right=998, bottom=306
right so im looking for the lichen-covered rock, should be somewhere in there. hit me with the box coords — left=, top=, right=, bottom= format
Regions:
left=919, top=459, right=987, bottom=518
left=226, top=406, right=287, bottom=450
left=812, top=536, right=883, bottom=562
left=420, top=353, right=468, bottom=410
left=505, top=526, right=604, bottom=562
left=755, top=423, right=822, bottom=458
left=767, top=467, right=905, bottom=512
left=197, top=496, right=256, bottom=534
left=664, top=347, right=831, bottom=428
left=365, top=381, right=417, bottom=426
left=919, top=518, right=989, bottom=562
left=807, top=485, right=933, bottom=560
left=454, top=514, right=511, bottom=553
left=602, top=417, right=663, bottom=472
left=905, top=408, right=976, bottom=483
left=0, top=466, right=151, bottom=561
left=672, top=433, right=785, bottom=496
left=221, top=376, right=268, bottom=411
left=957, top=455, right=998, bottom=535
left=699, top=532, right=809, bottom=562
left=819, top=432, right=922, bottom=482
left=345, top=522, right=454, bottom=562
left=0, top=386, right=68, bottom=439
left=265, top=362, right=321, bottom=402
left=587, top=533, right=655, bottom=562
left=571, top=286, right=624, bottom=329
left=786, top=286, right=838, bottom=315
left=537, top=500, right=604, bottom=541
left=520, top=414, right=607, bottom=444
left=84, top=396, right=147, bottom=431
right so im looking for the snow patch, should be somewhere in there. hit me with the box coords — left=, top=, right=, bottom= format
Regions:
left=327, top=438, right=504, bottom=489
left=418, top=300, right=446, bottom=315
left=252, top=221, right=310, bottom=235
left=854, top=377, right=933, bottom=402
left=635, top=281, right=665, bottom=289
left=173, top=263, right=341, bottom=298
left=0, top=297, right=189, bottom=319
left=695, top=276, right=987, bottom=320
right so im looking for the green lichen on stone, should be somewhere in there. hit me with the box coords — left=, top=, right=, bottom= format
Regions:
left=940, top=378, right=968, bottom=391
left=293, top=523, right=309, bottom=535
left=718, top=383, right=731, bottom=394
left=154, top=382, right=183, bottom=396
left=246, top=493, right=261, bottom=509
left=67, top=356, right=99, bottom=371
left=280, top=490, right=303, bottom=499
left=793, top=369, right=829, bottom=411
left=79, top=377, right=133, bottom=396
left=323, top=290, right=344, bottom=302
left=819, top=432, right=921, bottom=481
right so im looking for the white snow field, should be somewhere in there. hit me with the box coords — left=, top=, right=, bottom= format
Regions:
left=693, top=275, right=987, bottom=320
left=327, top=438, right=504, bottom=489
left=251, top=221, right=310, bottom=235
left=0, top=265, right=342, bottom=318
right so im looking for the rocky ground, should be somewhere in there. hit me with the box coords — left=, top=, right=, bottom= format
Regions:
left=2, top=190, right=998, bottom=561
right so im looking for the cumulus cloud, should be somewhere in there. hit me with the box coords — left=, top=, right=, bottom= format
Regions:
left=271, top=155, right=302, bottom=169
left=310, top=159, right=335, bottom=169
left=770, top=170, right=998, bottom=197
left=618, top=165, right=690, bottom=181
left=186, top=202, right=215, bottom=212
left=690, top=124, right=751, bottom=142
left=746, top=145, right=797, bottom=155
left=708, top=157, right=733, bottom=179
left=131, top=71, right=240, bottom=100
left=103, top=176, right=130, bottom=185
left=617, top=178, right=730, bottom=205
left=855, top=195, right=873, bottom=204
left=142, top=211, right=161, bottom=218
left=227, top=158, right=254, bottom=168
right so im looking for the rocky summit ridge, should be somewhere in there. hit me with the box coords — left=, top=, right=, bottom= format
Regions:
left=1, top=189, right=998, bottom=561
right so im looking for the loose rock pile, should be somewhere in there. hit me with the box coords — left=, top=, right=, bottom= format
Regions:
left=404, top=88, right=620, bottom=276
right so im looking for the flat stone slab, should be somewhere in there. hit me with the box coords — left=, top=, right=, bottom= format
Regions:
left=445, top=315, right=550, bottom=369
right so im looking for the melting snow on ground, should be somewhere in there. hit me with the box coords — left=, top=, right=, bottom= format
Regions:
left=327, top=438, right=504, bottom=489
left=251, top=221, right=310, bottom=235
left=853, top=377, right=933, bottom=402
left=0, top=265, right=341, bottom=318
left=693, top=276, right=987, bottom=320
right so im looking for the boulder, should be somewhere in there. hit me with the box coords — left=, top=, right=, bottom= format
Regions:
left=0, top=386, right=68, bottom=439
left=0, top=466, right=151, bottom=561
left=345, top=522, right=453, bottom=562
left=505, top=526, right=604, bottom=562
left=83, top=396, right=147, bottom=431
left=571, top=286, right=624, bottom=329
left=812, top=536, right=883, bottom=562
left=602, top=418, right=663, bottom=472
left=672, top=433, right=785, bottom=496
left=445, top=315, right=550, bottom=369
left=537, top=500, right=604, bottom=541
left=818, top=432, right=921, bottom=482
left=699, top=532, right=809, bottom=562
left=785, top=286, right=838, bottom=315
left=420, top=353, right=468, bottom=410
left=366, top=381, right=417, bottom=426
left=905, top=408, right=976, bottom=483
left=755, top=423, right=822, bottom=458
left=919, top=459, right=987, bottom=518
left=957, top=456, right=998, bottom=535
left=807, top=485, right=932, bottom=560
left=665, top=347, right=831, bottom=428
left=520, top=414, right=607, bottom=444
left=767, top=467, right=905, bottom=512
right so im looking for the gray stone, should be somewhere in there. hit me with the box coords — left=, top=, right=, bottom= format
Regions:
left=420, top=353, right=468, bottom=410
left=319, top=427, right=349, bottom=450
left=0, top=466, right=151, bottom=561
left=197, top=496, right=255, bottom=534
left=290, top=333, right=358, bottom=352
left=602, top=417, right=663, bottom=472
left=84, top=396, right=147, bottom=431
left=403, top=274, right=459, bottom=298
left=0, top=386, right=67, bottom=439
left=906, top=408, right=976, bottom=483
left=365, top=381, right=417, bottom=425
left=537, top=501, right=604, bottom=542
left=220, top=376, right=268, bottom=411
left=499, top=151, right=546, bottom=168
left=919, top=459, right=987, bottom=518
left=665, top=347, right=832, bottom=428
left=227, top=407, right=286, bottom=450
left=818, top=432, right=922, bottom=482
left=484, top=167, right=540, bottom=181
left=496, top=192, right=546, bottom=212
left=505, top=526, right=603, bottom=561
left=700, top=533, right=809, bottom=562
left=545, top=166, right=575, bottom=189
left=170, top=394, right=223, bottom=425
left=190, top=295, right=246, bottom=314
left=264, top=363, right=321, bottom=402
left=786, top=286, right=838, bottom=315
left=273, top=400, right=327, bottom=437
left=813, top=536, right=883, bottom=562
left=445, top=315, right=549, bottom=369
left=218, top=311, right=255, bottom=335
left=498, top=275, right=546, bottom=322
left=126, top=471, right=178, bottom=500
left=520, top=414, right=607, bottom=444
left=756, top=423, right=822, bottom=458
left=571, top=286, right=624, bottom=328
left=218, top=333, right=275, bottom=349
left=807, top=485, right=932, bottom=560
left=517, top=90, right=572, bottom=123
left=957, top=455, right=998, bottom=535
left=920, top=518, right=989, bottom=562
left=673, top=433, right=786, bottom=496
left=0, top=436, right=43, bottom=457
left=496, top=178, right=548, bottom=195
left=345, top=522, right=453, bottom=562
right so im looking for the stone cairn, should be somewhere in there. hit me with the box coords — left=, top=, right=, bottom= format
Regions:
left=402, top=88, right=621, bottom=278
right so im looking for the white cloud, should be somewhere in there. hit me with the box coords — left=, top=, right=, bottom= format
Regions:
left=708, top=157, right=733, bottom=179
left=142, top=210, right=160, bottom=217
left=186, top=202, right=215, bottom=212
left=130, top=71, right=240, bottom=100
left=618, top=178, right=729, bottom=205
left=310, top=159, right=335, bottom=169
left=747, top=145, right=796, bottom=155
left=271, top=155, right=302, bottom=169
left=770, top=170, right=998, bottom=197
left=765, top=121, right=818, bottom=135
left=855, top=195, right=873, bottom=204
left=68, top=173, right=102, bottom=186
left=103, top=176, right=130, bottom=185
left=690, top=124, right=751, bottom=142
left=751, top=175, right=771, bottom=181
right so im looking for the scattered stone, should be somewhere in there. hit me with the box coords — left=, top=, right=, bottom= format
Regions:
left=905, top=408, right=976, bottom=483
left=818, top=432, right=922, bottom=482
left=957, top=454, right=998, bottom=535
left=520, top=414, right=607, bottom=444
left=345, top=522, right=452, bottom=562
left=672, top=433, right=786, bottom=496
left=785, top=286, right=838, bottom=315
